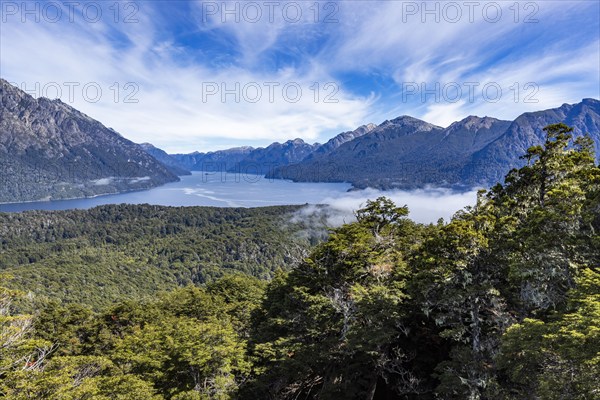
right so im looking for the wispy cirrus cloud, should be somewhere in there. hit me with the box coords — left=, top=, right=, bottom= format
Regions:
left=1, top=0, right=598, bottom=151
left=1, top=1, right=374, bottom=152
left=322, top=1, right=599, bottom=126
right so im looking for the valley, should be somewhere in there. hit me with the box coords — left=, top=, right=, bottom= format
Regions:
left=1, top=1, right=599, bottom=398
left=3, top=78, right=599, bottom=205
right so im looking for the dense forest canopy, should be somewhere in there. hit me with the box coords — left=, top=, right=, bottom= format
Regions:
left=0, top=204, right=329, bottom=311
left=1, top=124, right=599, bottom=399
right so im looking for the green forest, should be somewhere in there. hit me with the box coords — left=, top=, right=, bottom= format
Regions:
left=1, top=124, right=599, bottom=399
left=0, top=204, right=329, bottom=311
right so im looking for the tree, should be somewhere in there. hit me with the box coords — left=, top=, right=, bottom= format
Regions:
left=493, top=124, right=598, bottom=315
left=410, top=201, right=512, bottom=399
left=498, top=268, right=600, bottom=399
left=112, top=316, right=250, bottom=399
left=410, top=124, right=599, bottom=399
left=1, top=275, right=55, bottom=396
left=249, top=198, right=424, bottom=399
left=4, top=355, right=162, bottom=399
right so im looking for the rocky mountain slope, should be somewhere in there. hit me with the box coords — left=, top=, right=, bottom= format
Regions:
left=0, top=79, right=178, bottom=203
left=140, top=143, right=191, bottom=176
left=303, top=124, right=377, bottom=161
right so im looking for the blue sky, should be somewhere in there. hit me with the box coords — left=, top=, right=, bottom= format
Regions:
left=1, top=0, right=599, bottom=152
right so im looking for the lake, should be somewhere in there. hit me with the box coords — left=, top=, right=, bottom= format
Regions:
left=0, top=172, right=477, bottom=224
left=0, top=172, right=351, bottom=211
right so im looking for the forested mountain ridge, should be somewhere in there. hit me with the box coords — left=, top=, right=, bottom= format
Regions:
left=228, top=138, right=320, bottom=174
left=267, top=99, right=600, bottom=189
left=139, top=143, right=191, bottom=176
left=2, top=123, right=599, bottom=399
left=465, top=98, right=600, bottom=185
left=0, top=79, right=179, bottom=203
left=170, top=146, right=255, bottom=171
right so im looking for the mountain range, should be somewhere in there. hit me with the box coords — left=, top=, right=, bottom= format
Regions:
left=170, top=146, right=255, bottom=172
left=169, top=139, right=320, bottom=175
left=268, top=115, right=514, bottom=189
left=2, top=78, right=599, bottom=203
left=0, top=79, right=178, bottom=203
left=157, top=99, right=600, bottom=190
left=164, top=124, right=377, bottom=175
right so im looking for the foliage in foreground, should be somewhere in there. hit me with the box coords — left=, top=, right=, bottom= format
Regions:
left=1, top=124, right=599, bottom=399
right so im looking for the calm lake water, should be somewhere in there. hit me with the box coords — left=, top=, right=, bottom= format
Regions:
left=0, top=172, right=477, bottom=223
left=0, top=172, right=352, bottom=212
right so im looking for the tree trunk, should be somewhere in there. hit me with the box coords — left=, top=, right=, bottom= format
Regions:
left=470, top=299, right=482, bottom=400
left=366, top=374, right=378, bottom=400
left=472, top=299, right=481, bottom=356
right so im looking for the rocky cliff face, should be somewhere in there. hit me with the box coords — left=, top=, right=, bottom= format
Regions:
left=0, top=79, right=178, bottom=203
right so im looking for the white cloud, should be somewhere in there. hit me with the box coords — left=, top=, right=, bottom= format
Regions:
left=1, top=0, right=597, bottom=152
left=0, top=2, right=374, bottom=152
left=322, top=1, right=599, bottom=125
left=422, top=101, right=469, bottom=127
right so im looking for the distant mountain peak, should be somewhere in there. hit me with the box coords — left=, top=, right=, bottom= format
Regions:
left=289, top=138, right=307, bottom=145
left=391, top=115, right=411, bottom=120
left=579, top=98, right=600, bottom=109
left=446, top=116, right=506, bottom=133
left=300, top=123, right=378, bottom=161
left=235, top=146, right=254, bottom=150
left=385, top=115, right=442, bottom=131
left=352, top=123, right=378, bottom=136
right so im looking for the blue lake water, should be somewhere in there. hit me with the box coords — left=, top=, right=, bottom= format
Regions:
left=0, top=172, right=477, bottom=224
left=0, top=172, right=352, bottom=212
